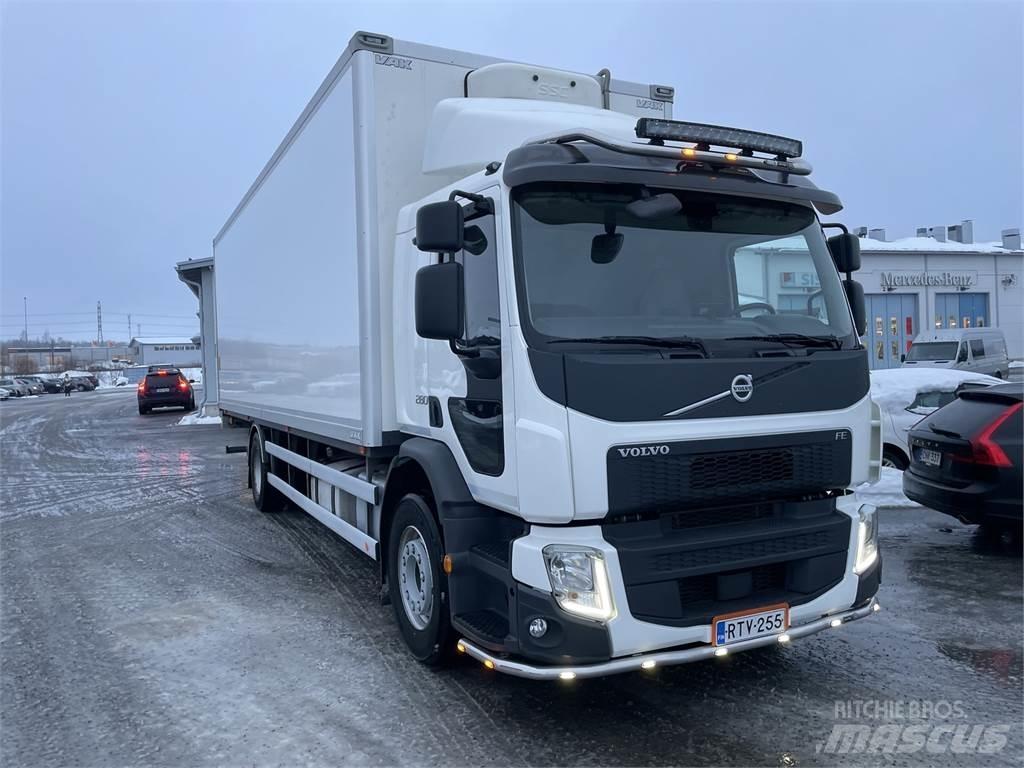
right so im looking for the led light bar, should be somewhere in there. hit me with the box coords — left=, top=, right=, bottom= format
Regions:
left=636, top=118, right=803, bottom=159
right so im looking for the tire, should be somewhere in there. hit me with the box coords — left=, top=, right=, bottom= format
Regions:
left=187, top=396, right=196, bottom=412
left=249, top=429, right=286, bottom=512
left=138, top=404, right=148, bottom=415
left=882, top=446, right=909, bottom=471
left=387, top=494, right=452, bottom=664
left=994, top=370, right=1003, bottom=380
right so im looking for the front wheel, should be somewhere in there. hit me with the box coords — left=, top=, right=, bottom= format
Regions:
left=882, top=446, right=909, bottom=471
left=388, top=494, right=452, bottom=664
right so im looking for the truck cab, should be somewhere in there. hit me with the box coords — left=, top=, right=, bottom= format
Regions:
left=388, top=102, right=882, bottom=677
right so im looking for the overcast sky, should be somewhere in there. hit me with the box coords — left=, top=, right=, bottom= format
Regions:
left=2, top=1, right=1021, bottom=341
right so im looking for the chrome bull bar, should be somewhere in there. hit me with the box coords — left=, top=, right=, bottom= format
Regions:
left=458, top=598, right=880, bottom=681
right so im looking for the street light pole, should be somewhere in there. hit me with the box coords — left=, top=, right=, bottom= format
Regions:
left=23, top=297, right=27, bottom=342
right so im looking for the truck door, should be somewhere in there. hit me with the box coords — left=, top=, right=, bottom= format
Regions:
left=427, top=187, right=518, bottom=511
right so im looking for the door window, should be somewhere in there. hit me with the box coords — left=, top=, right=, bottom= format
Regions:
left=969, top=338, right=985, bottom=358
left=455, top=212, right=500, bottom=348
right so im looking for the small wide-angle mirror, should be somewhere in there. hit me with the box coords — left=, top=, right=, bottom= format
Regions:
left=462, top=224, right=487, bottom=256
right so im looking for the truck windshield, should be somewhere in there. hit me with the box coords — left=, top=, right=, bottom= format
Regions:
left=906, top=342, right=959, bottom=361
left=511, top=183, right=856, bottom=354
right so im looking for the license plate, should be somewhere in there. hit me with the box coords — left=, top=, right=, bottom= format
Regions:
left=155, top=387, right=170, bottom=393
left=713, top=604, right=789, bottom=646
left=917, top=447, right=942, bottom=467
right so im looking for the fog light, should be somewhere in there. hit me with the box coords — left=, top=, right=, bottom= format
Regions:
left=777, top=633, right=791, bottom=644
left=559, top=671, right=576, bottom=681
left=714, top=647, right=728, bottom=657
left=641, top=660, right=656, bottom=670
left=830, top=618, right=843, bottom=628
left=529, top=618, right=548, bottom=638
left=873, top=602, right=881, bottom=612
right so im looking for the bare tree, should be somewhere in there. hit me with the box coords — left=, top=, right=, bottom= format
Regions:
left=13, top=357, right=38, bottom=375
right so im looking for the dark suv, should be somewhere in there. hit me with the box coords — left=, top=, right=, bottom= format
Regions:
left=904, top=382, right=1022, bottom=532
left=137, top=368, right=195, bottom=414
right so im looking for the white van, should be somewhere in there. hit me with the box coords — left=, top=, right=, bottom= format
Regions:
left=902, top=328, right=1010, bottom=378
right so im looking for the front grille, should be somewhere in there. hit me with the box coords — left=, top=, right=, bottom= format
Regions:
left=677, top=562, right=787, bottom=607
left=602, top=496, right=851, bottom=627
left=668, top=504, right=774, bottom=530
left=649, top=530, right=834, bottom=573
left=607, top=430, right=852, bottom=514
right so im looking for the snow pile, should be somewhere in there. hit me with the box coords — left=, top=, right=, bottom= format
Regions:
left=177, top=409, right=222, bottom=426
left=857, top=467, right=920, bottom=509
left=1011, top=361, right=1023, bottom=370
left=870, top=368, right=1001, bottom=412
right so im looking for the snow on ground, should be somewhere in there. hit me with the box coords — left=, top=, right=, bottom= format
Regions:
left=1011, top=361, right=1023, bottom=369
left=857, top=467, right=920, bottom=509
left=177, top=409, right=221, bottom=426
left=870, top=367, right=1002, bottom=411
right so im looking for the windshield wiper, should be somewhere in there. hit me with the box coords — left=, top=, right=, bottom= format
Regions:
left=548, top=335, right=708, bottom=356
left=723, top=333, right=843, bottom=349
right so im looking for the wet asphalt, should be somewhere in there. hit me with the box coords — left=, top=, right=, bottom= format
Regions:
left=1, top=389, right=1021, bottom=767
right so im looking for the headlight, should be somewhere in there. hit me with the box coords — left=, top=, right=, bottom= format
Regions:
left=853, top=504, right=879, bottom=574
left=542, top=545, right=616, bottom=622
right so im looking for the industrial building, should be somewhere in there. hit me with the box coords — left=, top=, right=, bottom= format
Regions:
left=129, top=336, right=202, bottom=368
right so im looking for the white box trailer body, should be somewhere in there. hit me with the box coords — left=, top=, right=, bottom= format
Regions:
left=214, top=34, right=672, bottom=448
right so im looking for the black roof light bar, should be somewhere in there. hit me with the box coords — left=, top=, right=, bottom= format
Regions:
left=636, top=118, right=803, bottom=159
left=523, top=127, right=812, bottom=176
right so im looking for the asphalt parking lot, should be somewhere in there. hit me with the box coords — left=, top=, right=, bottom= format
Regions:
left=1, top=389, right=1021, bottom=767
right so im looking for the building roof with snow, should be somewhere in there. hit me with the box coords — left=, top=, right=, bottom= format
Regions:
left=129, top=337, right=199, bottom=346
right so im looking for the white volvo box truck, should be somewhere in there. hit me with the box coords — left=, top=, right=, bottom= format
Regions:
left=214, top=32, right=883, bottom=679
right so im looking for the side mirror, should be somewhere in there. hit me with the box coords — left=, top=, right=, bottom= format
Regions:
left=957, top=346, right=968, bottom=363
left=415, top=261, right=463, bottom=340
left=843, top=278, right=866, bottom=336
left=828, top=233, right=861, bottom=273
left=899, top=354, right=906, bottom=363
left=416, top=201, right=464, bottom=253
left=188, top=378, right=196, bottom=384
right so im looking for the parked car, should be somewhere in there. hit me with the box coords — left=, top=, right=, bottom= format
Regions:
left=15, top=377, right=45, bottom=396
left=137, top=368, right=196, bottom=414
left=903, top=382, right=1022, bottom=532
left=871, top=369, right=1002, bottom=469
left=0, top=388, right=10, bottom=401
left=60, top=371, right=97, bottom=391
left=24, top=374, right=62, bottom=393
left=902, top=328, right=1010, bottom=379
left=0, top=378, right=31, bottom=397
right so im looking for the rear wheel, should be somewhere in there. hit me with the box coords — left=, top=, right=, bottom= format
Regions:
left=249, top=429, right=285, bottom=512
left=388, top=494, right=452, bottom=664
left=882, top=446, right=908, bottom=470
left=138, top=403, right=148, bottom=415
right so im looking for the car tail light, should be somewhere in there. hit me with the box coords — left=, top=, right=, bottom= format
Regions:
left=178, top=379, right=189, bottom=391
left=971, top=402, right=1021, bottom=467
left=138, top=381, right=147, bottom=395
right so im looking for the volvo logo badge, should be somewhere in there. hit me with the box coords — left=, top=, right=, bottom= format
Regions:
left=730, top=374, right=754, bottom=403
